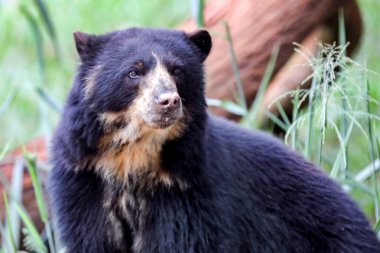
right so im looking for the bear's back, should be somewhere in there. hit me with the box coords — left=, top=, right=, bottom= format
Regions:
left=203, top=115, right=380, bottom=252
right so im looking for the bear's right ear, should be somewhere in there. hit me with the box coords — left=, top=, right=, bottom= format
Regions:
left=73, top=31, right=105, bottom=62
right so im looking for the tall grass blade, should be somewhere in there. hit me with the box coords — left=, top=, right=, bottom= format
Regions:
left=366, top=80, right=380, bottom=220
left=206, top=98, right=246, bottom=116
left=303, top=45, right=322, bottom=159
left=247, top=46, right=279, bottom=128
left=0, top=144, right=16, bottom=252
left=5, top=158, right=24, bottom=249
left=19, top=5, right=45, bottom=85
left=275, top=101, right=291, bottom=127
left=342, top=177, right=374, bottom=196
left=291, top=88, right=300, bottom=149
left=375, top=218, right=380, bottom=237
left=329, top=120, right=348, bottom=179
left=23, top=148, right=57, bottom=253
left=377, top=138, right=380, bottom=236
left=0, top=139, right=13, bottom=161
left=338, top=8, right=349, bottom=179
left=338, top=9, right=347, bottom=52
left=2, top=192, right=17, bottom=252
left=350, top=159, right=380, bottom=188
left=266, top=111, right=288, bottom=132
left=305, top=68, right=318, bottom=158
left=23, top=152, right=48, bottom=223
left=0, top=219, right=10, bottom=253
left=19, top=4, right=50, bottom=135
left=33, top=0, right=60, bottom=58
left=224, top=22, right=247, bottom=113
left=0, top=140, right=13, bottom=193
left=36, top=86, right=63, bottom=113
left=331, top=120, right=354, bottom=180
left=0, top=91, right=17, bottom=120
left=14, top=202, right=47, bottom=253
left=45, top=221, right=57, bottom=253
left=191, top=0, right=204, bottom=28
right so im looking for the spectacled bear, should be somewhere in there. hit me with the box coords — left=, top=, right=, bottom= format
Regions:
left=49, top=27, right=380, bottom=253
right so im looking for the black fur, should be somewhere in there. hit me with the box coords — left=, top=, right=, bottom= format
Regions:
left=49, top=28, right=380, bottom=253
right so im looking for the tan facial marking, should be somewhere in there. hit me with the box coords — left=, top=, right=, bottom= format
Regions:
left=149, top=53, right=175, bottom=88
left=137, top=53, right=183, bottom=125
left=83, top=65, right=101, bottom=99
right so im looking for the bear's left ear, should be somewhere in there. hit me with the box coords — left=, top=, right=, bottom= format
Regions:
left=188, top=30, right=212, bottom=62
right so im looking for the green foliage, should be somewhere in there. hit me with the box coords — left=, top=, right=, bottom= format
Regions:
left=216, top=21, right=280, bottom=128
left=23, top=152, right=47, bottom=223
left=15, top=202, right=47, bottom=253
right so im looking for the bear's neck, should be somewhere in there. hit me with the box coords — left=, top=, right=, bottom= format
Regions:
left=91, top=126, right=178, bottom=186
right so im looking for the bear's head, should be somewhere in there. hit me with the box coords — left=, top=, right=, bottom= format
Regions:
left=66, top=28, right=212, bottom=177
left=75, top=28, right=211, bottom=129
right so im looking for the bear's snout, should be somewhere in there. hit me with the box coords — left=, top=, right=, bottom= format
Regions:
left=154, top=92, right=180, bottom=109
left=147, top=90, right=182, bottom=129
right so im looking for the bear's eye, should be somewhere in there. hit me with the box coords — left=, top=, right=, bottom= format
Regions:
left=128, top=70, right=140, bottom=79
left=173, top=68, right=183, bottom=77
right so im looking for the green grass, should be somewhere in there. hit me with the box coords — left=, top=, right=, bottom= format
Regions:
left=0, top=0, right=380, bottom=251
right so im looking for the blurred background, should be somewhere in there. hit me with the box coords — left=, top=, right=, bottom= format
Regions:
left=0, top=0, right=189, bottom=144
left=0, top=0, right=379, bottom=251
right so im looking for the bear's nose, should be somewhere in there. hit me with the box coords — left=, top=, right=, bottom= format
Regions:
left=155, top=92, right=180, bottom=109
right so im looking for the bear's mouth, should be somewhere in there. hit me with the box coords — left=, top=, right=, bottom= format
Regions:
left=151, top=118, right=177, bottom=129
left=147, top=109, right=183, bottom=129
